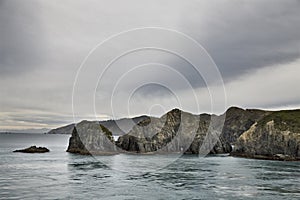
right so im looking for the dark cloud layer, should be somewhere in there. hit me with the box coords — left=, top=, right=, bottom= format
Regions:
left=181, top=0, right=300, bottom=81
left=0, top=0, right=299, bottom=129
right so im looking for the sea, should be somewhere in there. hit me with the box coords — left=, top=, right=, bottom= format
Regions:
left=0, top=133, right=299, bottom=200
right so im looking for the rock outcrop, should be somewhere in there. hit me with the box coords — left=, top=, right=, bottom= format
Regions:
left=66, top=120, right=118, bottom=155
left=115, top=107, right=269, bottom=155
left=231, top=110, right=300, bottom=161
left=220, top=107, right=269, bottom=144
left=65, top=107, right=300, bottom=160
left=116, top=109, right=232, bottom=154
left=117, top=109, right=195, bottom=153
left=14, top=146, right=49, bottom=153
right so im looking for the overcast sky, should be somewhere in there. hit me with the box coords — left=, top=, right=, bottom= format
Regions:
left=0, top=0, right=300, bottom=130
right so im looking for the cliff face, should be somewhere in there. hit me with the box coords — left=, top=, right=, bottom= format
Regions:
left=117, top=109, right=190, bottom=153
left=66, top=120, right=117, bottom=155
left=220, top=107, right=269, bottom=144
left=116, top=109, right=232, bottom=154
left=65, top=107, right=300, bottom=160
left=115, top=107, right=267, bottom=154
left=231, top=110, right=300, bottom=161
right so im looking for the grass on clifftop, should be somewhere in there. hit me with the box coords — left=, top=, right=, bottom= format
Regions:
left=258, top=109, right=300, bottom=132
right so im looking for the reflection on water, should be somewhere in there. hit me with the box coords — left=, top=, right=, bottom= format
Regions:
left=0, top=133, right=300, bottom=199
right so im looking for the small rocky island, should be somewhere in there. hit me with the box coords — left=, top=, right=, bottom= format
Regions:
left=62, top=107, right=300, bottom=161
left=13, top=146, right=50, bottom=153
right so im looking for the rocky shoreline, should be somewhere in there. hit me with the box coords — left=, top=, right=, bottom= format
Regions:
left=63, top=107, right=300, bottom=161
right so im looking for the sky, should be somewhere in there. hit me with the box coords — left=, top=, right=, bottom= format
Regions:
left=0, top=0, right=300, bottom=130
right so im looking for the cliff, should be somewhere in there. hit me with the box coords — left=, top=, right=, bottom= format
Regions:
left=220, top=107, right=269, bottom=144
left=115, top=107, right=269, bottom=155
left=116, top=109, right=232, bottom=154
left=231, top=110, right=300, bottom=161
left=117, top=109, right=197, bottom=153
left=65, top=107, right=300, bottom=160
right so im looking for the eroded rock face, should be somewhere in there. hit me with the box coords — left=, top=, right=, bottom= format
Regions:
left=220, top=107, right=269, bottom=144
left=14, top=146, right=49, bottom=153
left=117, top=109, right=195, bottom=153
left=116, top=109, right=232, bottom=154
left=185, top=114, right=232, bottom=155
left=66, top=108, right=300, bottom=160
left=115, top=107, right=270, bottom=155
left=65, top=107, right=267, bottom=155
left=66, top=121, right=117, bottom=155
left=231, top=110, right=300, bottom=161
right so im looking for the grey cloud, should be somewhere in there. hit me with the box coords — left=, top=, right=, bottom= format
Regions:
left=0, top=0, right=299, bottom=129
left=0, top=0, right=47, bottom=76
left=180, top=0, right=300, bottom=81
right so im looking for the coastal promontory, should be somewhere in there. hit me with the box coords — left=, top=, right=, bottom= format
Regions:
left=63, top=107, right=300, bottom=160
left=231, top=110, right=300, bottom=161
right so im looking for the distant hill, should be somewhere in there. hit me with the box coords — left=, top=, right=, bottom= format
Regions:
left=47, top=115, right=150, bottom=136
left=0, top=128, right=50, bottom=134
left=47, top=124, right=75, bottom=135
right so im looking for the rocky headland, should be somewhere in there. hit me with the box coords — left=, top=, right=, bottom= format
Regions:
left=231, top=110, right=300, bottom=161
left=63, top=107, right=300, bottom=161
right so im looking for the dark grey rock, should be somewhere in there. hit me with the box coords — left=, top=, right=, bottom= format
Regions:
left=14, top=146, right=49, bottom=153
left=220, top=107, right=269, bottom=144
left=117, top=109, right=232, bottom=154
left=65, top=107, right=300, bottom=160
left=66, top=121, right=118, bottom=155
left=231, top=110, right=300, bottom=161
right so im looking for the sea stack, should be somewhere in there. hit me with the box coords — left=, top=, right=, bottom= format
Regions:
left=66, top=120, right=118, bottom=155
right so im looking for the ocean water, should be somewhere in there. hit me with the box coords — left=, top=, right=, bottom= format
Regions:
left=0, top=133, right=299, bottom=200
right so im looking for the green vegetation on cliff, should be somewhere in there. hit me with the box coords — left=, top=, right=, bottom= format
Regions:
left=100, top=124, right=114, bottom=142
left=258, top=109, right=300, bottom=132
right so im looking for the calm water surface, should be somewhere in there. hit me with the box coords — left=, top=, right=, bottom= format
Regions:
left=0, top=133, right=299, bottom=200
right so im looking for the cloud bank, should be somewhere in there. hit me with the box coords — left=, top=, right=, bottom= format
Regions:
left=0, top=0, right=299, bottom=129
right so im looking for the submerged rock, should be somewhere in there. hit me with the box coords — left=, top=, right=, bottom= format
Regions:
left=13, top=146, right=49, bottom=153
